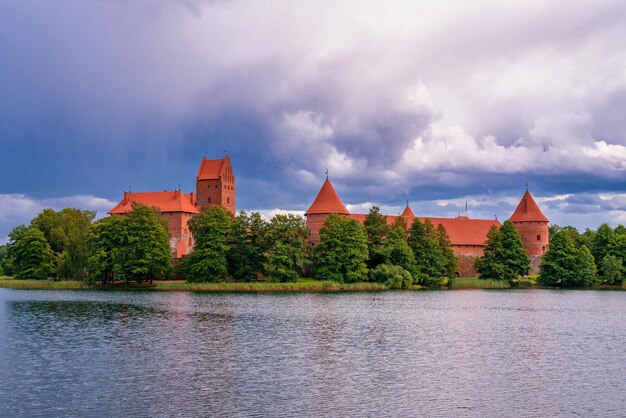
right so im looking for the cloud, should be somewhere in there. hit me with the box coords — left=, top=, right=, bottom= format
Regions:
left=1, top=0, right=626, bottom=226
left=0, top=194, right=115, bottom=244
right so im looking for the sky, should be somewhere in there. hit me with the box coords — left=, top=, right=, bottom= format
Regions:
left=1, top=0, right=626, bottom=243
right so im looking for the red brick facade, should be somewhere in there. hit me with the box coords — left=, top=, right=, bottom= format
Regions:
left=108, top=155, right=235, bottom=258
left=305, top=178, right=549, bottom=276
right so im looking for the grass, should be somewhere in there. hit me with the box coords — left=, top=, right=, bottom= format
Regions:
left=0, top=278, right=93, bottom=289
left=448, top=276, right=511, bottom=289
left=0, top=277, right=387, bottom=292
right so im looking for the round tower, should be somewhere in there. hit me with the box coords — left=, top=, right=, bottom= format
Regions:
left=509, top=189, right=549, bottom=274
left=305, top=178, right=350, bottom=244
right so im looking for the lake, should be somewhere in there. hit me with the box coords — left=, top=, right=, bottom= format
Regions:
left=0, top=289, right=624, bottom=417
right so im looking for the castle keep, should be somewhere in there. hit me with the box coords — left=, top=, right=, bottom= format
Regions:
left=305, top=178, right=549, bottom=276
left=108, top=155, right=235, bottom=258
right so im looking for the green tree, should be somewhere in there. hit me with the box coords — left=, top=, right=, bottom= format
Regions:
left=121, top=205, right=172, bottom=284
left=88, top=216, right=127, bottom=284
left=565, top=245, right=597, bottom=287
left=590, top=223, right=614, bottom=276
left=0, top=244, right=7, bottom=276
left=408, top=218, right=444, bottom=284
left=475, top=221, right=529, bottom=282
left=363, top=206, right=391, bottom=269
left=315, top=214, right=368, bottom=283
left=228, top=211, right=268, bottom=281
left=186, top=205, right=233, bottom=282
left=265, top=214, right=310, bottom=282
left=6, top=226, right=55, bottom=279
left=539, top=230, right=578, bottom=286
left=436, top=224, right=458, bottom=278
left=601, top=254, right=623, bottom=285
left=30, top=208, right=95, bottom=279
left=386, top=222, right=417, bottom=278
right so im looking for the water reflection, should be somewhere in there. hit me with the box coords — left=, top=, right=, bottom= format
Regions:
left=0, top=289, right=624, bottom=417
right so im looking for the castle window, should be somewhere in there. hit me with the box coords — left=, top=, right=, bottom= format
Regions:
left=537, top=235, right=541, bottom=241
left=208, top=197, right=211, bottom=203
left=227, top=197, right=230, bottom=204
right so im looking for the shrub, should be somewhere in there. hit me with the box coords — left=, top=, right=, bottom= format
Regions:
left=369, top=264, right=412, bottom=289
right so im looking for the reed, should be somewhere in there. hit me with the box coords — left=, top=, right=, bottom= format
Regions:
left=449, top=276, right=511, bottom=289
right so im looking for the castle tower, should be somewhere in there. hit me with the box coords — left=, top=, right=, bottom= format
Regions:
left=509, top=189, right=549, bottom=273
left=305, top=178, right=350, bottom=244
left=195, top=155, right=236, bottom=214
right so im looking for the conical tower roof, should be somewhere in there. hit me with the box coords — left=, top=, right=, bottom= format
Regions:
left=509, top=190, right=548, bottom=222
left=305, top=178, right=350, bottom=215
left=401, top=203, right=415, bottom=217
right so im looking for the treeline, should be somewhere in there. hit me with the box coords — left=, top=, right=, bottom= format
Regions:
left=475, top=221, right=626, bottom=286
left=0, top=205, right=458, bottom=288
left=2, top=204, right=623, bottom=288
left=538, top=224, right=626, bottom=287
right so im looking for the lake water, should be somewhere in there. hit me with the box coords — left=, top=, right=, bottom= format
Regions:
left=0, top=289, right=624, bottom=417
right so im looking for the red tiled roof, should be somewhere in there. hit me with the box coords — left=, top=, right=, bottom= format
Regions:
left=401, top=204, right=415, bottom=217
left=349, top=213, right=500, bottom=246
left=197, top=156, right=226, bottom=180
left=509, top=191, right=549, bottom=223
left=108, top=191, right=199, bottom=215
left=305, top=178, right=350, bottom=215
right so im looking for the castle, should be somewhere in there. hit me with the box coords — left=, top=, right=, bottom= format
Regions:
left=108, top=155, right=236, bottom=258
left=108, top=155, right=549, bottom=276
left=305, top=177, right=549, bottom=276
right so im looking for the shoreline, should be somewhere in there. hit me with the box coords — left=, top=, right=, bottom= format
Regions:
left=1, top=278, right=624, bottom=292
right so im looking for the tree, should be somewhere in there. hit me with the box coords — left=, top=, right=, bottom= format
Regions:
left=436, top=224, right=458, bottom=278
left=590, top=223, right=614, bottom=276
left=121, top=205, right=172, bottom=284
left=88, top=216, right=127, bottom=284
left=408, top=218, right=445, bottom=284
left=363, top=206, right=391, bottom=269
left=228, top=211, right=268, bottom=281
left=539, top=230, right=578, bottom=286
left=315, top=214, right=368, bottom=283
left=6, top=226, right=55, bottom=279
left=265, top=214, right=310, bottom=282
left=386, top=222, right=417, bottom=278
left=0, top=244, right=7, bottom=276
left=186, top=205, right=233, bottom=282
left=565, top=245, right=597, bottom=287
left=475, top=221, right=529, bottom=281
left=30, top=208, right=96, bottom=279
left=601, top=254, right=623, bottom=285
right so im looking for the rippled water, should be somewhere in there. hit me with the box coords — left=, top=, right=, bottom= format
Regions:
left=0, top=289, right=624, bottom=417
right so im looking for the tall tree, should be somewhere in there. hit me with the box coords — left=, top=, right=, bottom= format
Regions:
left=565, top=245, right=597, bottom=287
left=539, top=230, right=578, bottom=286
left=408, top=218, right=444, bottom=283
left=601, top=254, right=624, bottom=285
left=315, top=214, right=369, bottom=283
left=88, top=216, right=127, bottom=284
left=475, top=221, right=529, bottom=281
left=186, top=205, right=233, bottom=282
left=436, top=224, right=458, bottom=278
left=122, top=205, right=172, bottom=284
left=6, top=226, right=55, bottom=280
left=363, top=206, right=391, bottom=269
left=590, top=223, right=614, bottom=276
left=0, top=244, right=8, bottom=276
left=30, top=208, right=96, bottom=279
left=265, top=214, right=310, bottom=282
left=386, top=221, right=417, bottom=279
left=228, top=211, right=268, bottom=281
